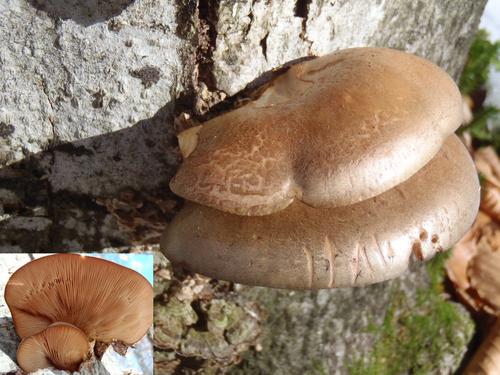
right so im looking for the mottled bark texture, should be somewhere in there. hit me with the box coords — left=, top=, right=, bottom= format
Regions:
left=0, top=0, right=487, bottom=373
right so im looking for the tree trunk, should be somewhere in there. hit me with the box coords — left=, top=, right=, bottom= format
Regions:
left=0, top=0, right=487, bottom=373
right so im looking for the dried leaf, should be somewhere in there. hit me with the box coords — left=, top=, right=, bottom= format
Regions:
left=446, top=212, right=500, bottom=313
left=468, top=244, right=500, bottom=315
left=446, top=212, right=490, bottom=290
left=475, top=147, right=500, bottom=222
left=463, top=319, right=500, bottom=375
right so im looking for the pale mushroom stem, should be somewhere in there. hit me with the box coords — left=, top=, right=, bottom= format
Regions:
left=177, top=125, right=202, bottom=159
left=464, top=320, right=500, bottom=375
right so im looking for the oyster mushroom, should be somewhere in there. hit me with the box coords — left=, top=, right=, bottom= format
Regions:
left=164, top=47, right=478, bottom=289
left=171, top=47, right=462, bottom=216
left=163, top=135, right=479, bottom=289
left=17, top=322, right=89, bottom=373
left=5, top=254, right=153, bottom=346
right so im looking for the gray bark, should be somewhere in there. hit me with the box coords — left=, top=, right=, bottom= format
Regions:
left=0, top=0, right=487, bottom=374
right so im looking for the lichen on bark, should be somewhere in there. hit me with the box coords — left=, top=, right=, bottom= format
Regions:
left=154, top=252, right=263, bottom=373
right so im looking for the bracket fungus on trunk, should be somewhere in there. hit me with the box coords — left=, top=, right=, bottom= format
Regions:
left=5, top=254, right=153, bottom=372
left=170, top=47, right=463, bottom=216
left=162, top=47, right=480, bottom=290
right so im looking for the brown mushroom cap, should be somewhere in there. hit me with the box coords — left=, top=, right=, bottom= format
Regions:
left=5, top=254, right=153, bottom=344
left=170, top=47, right=462, bottom=216
left=162, top=135, right=479, bottom=289
left=17, top=322, right=89, bottom=373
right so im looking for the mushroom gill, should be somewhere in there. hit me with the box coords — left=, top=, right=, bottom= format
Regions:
left=17, top=322, right=89, bottom=373
left=5, top=254, right=153, bottom=344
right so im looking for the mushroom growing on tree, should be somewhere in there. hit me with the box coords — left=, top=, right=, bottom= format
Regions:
left=162, top=47, right=480, bottom=289
left=5, top=253, right=153, bottom=372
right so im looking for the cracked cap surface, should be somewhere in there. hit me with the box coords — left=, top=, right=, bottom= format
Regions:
left=170, top=47, right=463, bottom=216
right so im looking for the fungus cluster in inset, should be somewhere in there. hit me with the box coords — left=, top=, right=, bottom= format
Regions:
left=4, top=254, right=153, bottom=373
left=162, top=47, right=480, bottom=290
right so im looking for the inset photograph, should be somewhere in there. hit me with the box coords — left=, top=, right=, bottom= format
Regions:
left=0, top=253, right=153, bottom=375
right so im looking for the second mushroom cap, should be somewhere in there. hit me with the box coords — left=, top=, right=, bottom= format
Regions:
left=17, top=322, right=89, bottom=373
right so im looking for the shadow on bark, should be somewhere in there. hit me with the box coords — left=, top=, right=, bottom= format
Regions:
left=0, top=61, right=310, bottom=252
left=0, top=100, right=181, bottom=252
left=27, top=0, right=135, bottom=26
